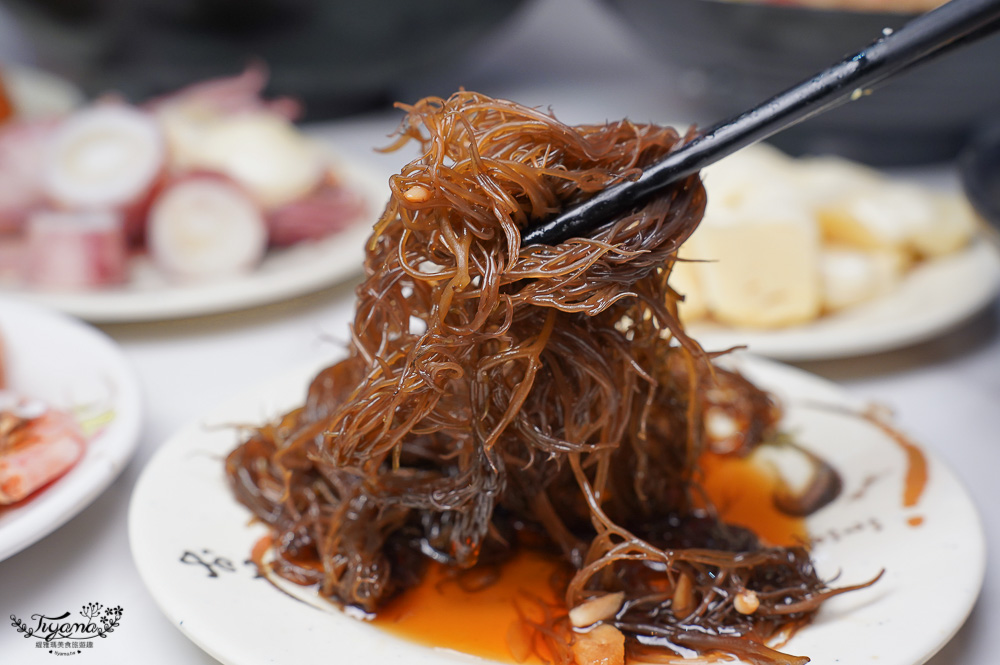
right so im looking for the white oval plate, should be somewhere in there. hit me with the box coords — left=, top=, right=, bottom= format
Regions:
left=9, top=164, right=386, bottom=323
left=129, top=352, right=984, bottom=665
left=688, top=237, right=1000, bottom=361
left=0, top=297, right=142, bottom=561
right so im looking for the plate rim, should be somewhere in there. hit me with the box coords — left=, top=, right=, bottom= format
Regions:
left=0, top=297, right=143, bottom=561
left=5, top=161, right=386, bottom=324
left=128, top=351, right=986, bottom=665
left=686, top=236, right=1000, bottom=361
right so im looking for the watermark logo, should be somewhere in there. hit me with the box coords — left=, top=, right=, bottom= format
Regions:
left=9, top=603, right=123, bottom=656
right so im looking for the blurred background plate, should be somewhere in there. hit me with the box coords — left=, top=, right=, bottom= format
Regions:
left=7, top=158, right=385, bottom=323
left=689, top=235, right=1000, bottom=360
left=0, top=297, right=141, bottom=561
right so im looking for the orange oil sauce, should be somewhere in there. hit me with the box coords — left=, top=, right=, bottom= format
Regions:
left=697, top=452, right=809, bottom=547
left=865, top=416, right=928, bottom=508
left=371, top=453, right=805, bottom=662
left=373, top=549, right=564, bottom=664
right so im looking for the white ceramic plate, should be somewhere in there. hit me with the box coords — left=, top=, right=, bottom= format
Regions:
left=687, top=237, right=1000, bottom=361
left=11, top=165, right=387, bottom=323
left=2, top=64, right=84, bottom=118
left=129, top=352, right=984, bottom=665
left=0, top=297, right=141, bottom=561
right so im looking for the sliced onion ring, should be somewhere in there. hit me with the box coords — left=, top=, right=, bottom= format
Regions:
left=148, top=175, right=267, bottom=281
left=43, top=104, right=165, bottom=211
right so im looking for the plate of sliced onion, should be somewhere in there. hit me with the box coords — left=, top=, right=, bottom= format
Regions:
left=129, top=351, right=984, bottom=665
left=15, top=169, right=382, bottom=323
left=0, top=67, right=385, bottom=323
left=0, top=297, right=141, bottom=561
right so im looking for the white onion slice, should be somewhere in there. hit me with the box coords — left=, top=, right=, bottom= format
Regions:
left=43, top=104, right=164, bottom=210
left=191, top=112, right=325, bottom=208
left=148, top=176, right=267, bottom=281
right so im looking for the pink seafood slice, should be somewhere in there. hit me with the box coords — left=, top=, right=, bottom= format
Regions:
left=146, top=63, right=301, bottom=121
left=24, top=209, right=127, bottom=290
left=0, top=233, right=26, bottom=284
left=0, top=395, right=86, bottom=505
left=147, top=174, right=267, bottom=280
left=0, top=118, right=56, bottom=233
left=266, top=180, right=367, bottom=247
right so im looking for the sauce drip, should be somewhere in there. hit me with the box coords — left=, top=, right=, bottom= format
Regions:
left=372, top=454, right=806, bottom=662
left=865, top=412, right=929, bottom=508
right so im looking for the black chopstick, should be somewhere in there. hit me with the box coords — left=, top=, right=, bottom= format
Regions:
left=521, top=0, right=1000, bottom=247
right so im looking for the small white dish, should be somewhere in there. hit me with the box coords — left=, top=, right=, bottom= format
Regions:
left=0, top=297, right=141, bottom=561
left=689, top=237, right=1000, bottom=361
left=2, top=64, right=84, bottom=118
left=12, top=164, right=386, bottom=323
left=129, top=352, right=984, bottom=665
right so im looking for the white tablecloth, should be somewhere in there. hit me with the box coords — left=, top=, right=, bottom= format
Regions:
left=1, top=0, right=997, bottom=662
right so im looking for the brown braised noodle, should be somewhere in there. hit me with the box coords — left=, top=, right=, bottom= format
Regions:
left=226, top=91, right=870, bottom=665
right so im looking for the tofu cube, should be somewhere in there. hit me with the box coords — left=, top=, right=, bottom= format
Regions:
left=816, top=180, right=975, bottom=259
left=909, top=193, right=978, bottom=258
left=820, top=246, right=907, bottom=312
left=669, top=252, right=707, bottom=322
left=687, top=199, right=822, bottom=328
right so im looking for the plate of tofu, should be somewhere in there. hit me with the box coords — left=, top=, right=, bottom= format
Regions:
left=672, top=146, right=1000, bottom=360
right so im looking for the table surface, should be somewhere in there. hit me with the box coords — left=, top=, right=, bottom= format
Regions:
left=1, top=0, right=997, bottom=663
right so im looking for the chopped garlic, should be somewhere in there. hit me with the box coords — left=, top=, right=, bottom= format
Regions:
left=672, top=572, right=695, bottom=617
left=569, top=592, right=625, bottom=628
left=734, top=589, right=760, bottom=615
left=403, top=184, right=431, bottom=203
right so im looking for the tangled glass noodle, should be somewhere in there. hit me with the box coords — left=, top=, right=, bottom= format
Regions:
left=226, top=91, right=866, bottom=665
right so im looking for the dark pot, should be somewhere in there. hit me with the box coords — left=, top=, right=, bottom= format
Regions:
left=602, top=0, right=1000, bottom=165
left=3, top=0, right=526, bottom=119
